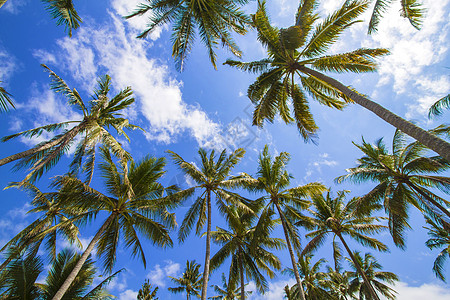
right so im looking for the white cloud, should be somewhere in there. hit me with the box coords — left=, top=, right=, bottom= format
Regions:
left=383, top=282, right=450, bottom=300
left=0, top=47, right=17, bottom=84
left=147, top=260, right=180, bottom=287
left=118, top=289, right=138, bottom=300
left=2, top=0, right=27, bottom=14
left=304, top=152, right=338, bottom=181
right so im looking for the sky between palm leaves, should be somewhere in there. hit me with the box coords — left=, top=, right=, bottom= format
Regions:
left=0, top=0, right=449, bottom=299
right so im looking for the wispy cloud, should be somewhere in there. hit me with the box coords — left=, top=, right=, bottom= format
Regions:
left=147, top=260, right=180, bottom=287
left=304, top=153, right=338, bottom=182
left=385, top=282, right=450, bottom=300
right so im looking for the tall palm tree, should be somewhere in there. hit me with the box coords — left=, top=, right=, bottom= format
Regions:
left=0, top=64, right=141, bottom=183
left=0, top=182, right=81, bottom=273
left=125, top=0, right=251, bottom=70
left=225, top=0, right=450, bottom=161
left=168, top=260, right=202, bottom=299
left=429, top=94, right=450, bottom=119
left=0, top=84, right=14, bottom=112
left=209, top=273, right=250, bottom=300
left=336, top=130, right=450, bottom=248
left=210, top=204, right=284, bottom=299
left=0, top=0, right=81, bottom=37
left=366, top=0, right=424, bottom=34
left=322, top=266, right=355, bottom=300
left=297, top=191, right=388, bottom=300
left=424, top=217, right=450, bottom=282
left=50, top=147, right=178, bottom=300
left=138, top=280, right=159, bottom=300
left=239, top=145, right=326, bottom=300
left=168, top=147, right=249, bottom=300
left=346, top=252, right=398, bottom=300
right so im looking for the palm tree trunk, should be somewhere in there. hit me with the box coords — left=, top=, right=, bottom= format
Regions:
left=274, top=202, right=307, bottom=300
left=200, top=190, right=212, bottom=300
left=0, top=0, right=7, bottom=8
left=407, top=181, right=450, bottom=220
left=0, top=123, right=83, bottom=167
left=337, top=233, right=380, bottom=300
left=239, top=247, right=245, bottom=300
left=298, top=65, right=450, bottom=161
left=52, top=213, right=116, bottom=300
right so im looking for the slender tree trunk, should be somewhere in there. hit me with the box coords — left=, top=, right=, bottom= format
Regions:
left=52, top=213, right=116, bottom=300
left=407, top=182, right=450, bottom=220
left=274, top=202, right=307, bottom=300
left=0, top=123, right=83, bottom=167
left=337, top=233, right=380, bottom=300
left=239, top=247, right=245, bottom=300
left=200, top=190, right=212, bottom=300
left=298, top=65, right=450, bottom=161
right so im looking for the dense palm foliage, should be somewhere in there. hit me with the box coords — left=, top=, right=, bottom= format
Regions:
left=209, top=273, right=249, bottom=299
left=347, top=252, right=398, bottom=299
left=424, top=217, right=450, bottom=281
left=168, top=147, right=249, bottom=300
left=0, top=65, right=140, bottom=183
left=50, top=147, right=178, bottom=299
left=239, top=145, right=326, bottom=300
left=210, top=205, right=283, bottom=298
left=225, top=0, right=450, bottom=160
left=138, top=280, right=160, bottom=299
left=367, top=0, right=424, bottom=34
left=168, top=260, right=202, bottom=299
left=126, top=0, right=251, bottom=70
left=0, top=84, right=14, bottom=112
left=336, top=130, right=450, bottom=248
left=298, top=191, right=388, bottom=300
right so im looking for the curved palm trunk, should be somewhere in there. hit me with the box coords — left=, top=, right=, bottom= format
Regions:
left=239, top=247, right=245, bottom=300
left=201, top=190, right=212, bottom=300
left=298, top=66, right=450, bottom=162
left=0, top=123, right=83, bottom=167
left=52, top=213, right=116, bottom=300
left=407, top=181, right=450, bottom=221
left=274, top=202, right=307, bottom=300
left=337, top=233, right=380, bottom=300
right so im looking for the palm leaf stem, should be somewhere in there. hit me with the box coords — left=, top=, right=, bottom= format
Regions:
left=297, top=65, right=450, bottom=161
left=337, top=233, right=380, bottom=300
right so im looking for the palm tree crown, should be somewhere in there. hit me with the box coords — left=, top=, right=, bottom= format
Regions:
left=168, top=260, right=202, bottom=299
left=126, top=0, right=251, bottom=70
left=424, top=217, right=450, bottom=282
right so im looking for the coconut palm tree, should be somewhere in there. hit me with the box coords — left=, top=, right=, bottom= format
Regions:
left=346, top=252, right=398, bottom=300
left=138, top=280, right=159, bottom=300
left=210, top=204, right=284, bottom=299
left=335, top=130, right=450, bottom=248
left=225, top=0, right=450, bottom=161
left=322, top=266, right=355, bottom=300
left=0, top=0, right=81, bottom=37
left=50, top=147, right=179, bottom=300
left=209, top=273, right=250, bottom=300
left=238, top=145, right=326, bottom=300
left=0, top=64, right=141, bottom=183
left=167, top=147, right=249, bottom=300
left=0, top=182, right=81, bottom=273
left=366, top=0, right=424, bottom=34
left=0, top=84, right=14, bottom=112
left=429, top=94, right=450, bottom=119
left=424, top=217, right=450, bottom=282
left=297, top=191, right=388, bottom=300
left=125, top=0, right=251, bottom=70
left=168, top=260, right=202, bottom=299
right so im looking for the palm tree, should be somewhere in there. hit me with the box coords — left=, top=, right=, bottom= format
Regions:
left=210, top=204, right=284, bottom=299
left=125, top=0, right=251, bottom=70
left=366, top=0, right=424, bottom=34
left=0, top=182, right=81, bottom=273
left=209, top=273, right=250, bottom=300
left=50, top=147, right=178, bottom=300
left=283, top=254, right=331, bottom=299
left=297, top=191, right=388, bottom=300
left=168, top=260, right=202, bottom=299
left=346, top=252, right=398, bottom=300
left=225, top=0, right=450, bottom=161
left=138, top=280, right=159, bottom=300
left=0, top=84, right=14, bottom=112
left=429, top=94, right=450, bottom=119
left=0, top=64, right=141, bottom=183
left=424, top=217, right=450, bottom=282
left=335, top=130, right=450, bottom=248
left=238, top=145, right=326, bottom=300
left=168, top=147, right=249, bottom=300
left=322, top=266, right=355, bottom=300
left=0, top=0, right=81, bottom=37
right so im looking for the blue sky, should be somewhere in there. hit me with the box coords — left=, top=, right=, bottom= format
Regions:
left=0, top=0, right=449, bottom=298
